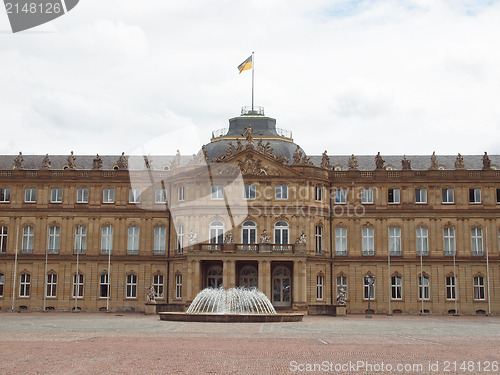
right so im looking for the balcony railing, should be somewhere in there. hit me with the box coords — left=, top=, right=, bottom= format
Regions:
left=211, top=127, right=293, bottom=140
left=187, top=243, right=306, bottom=254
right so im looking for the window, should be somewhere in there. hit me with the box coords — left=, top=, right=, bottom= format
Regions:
left=388, top=188, right=400, bottom=204
left=126, top=274, right=137, bottom=298
left=0, top=273, right=4, bottom=297
left=0, top=188, right=10, bottom=202
left=72, top=274, right=84, bottom=298
left=103, top=189, right=115, bottom=203
left=154, top=226, right=166, bottom=255
left=178, top=186, right=185, bottom=201
left=129, top=189, right=141, bottom=203
left=275, top=185, right=288, bottom=200
left=274, top=221, right=289, bottom=244
left=336, top=275, right=347, bottom=299
left=153, top=274, right=164, bottom=299
left=242, top=221, right=256, bottom=244
left=209, top=221, right=224, bottom=244
left=418, top=275, right=430, bottom=300
left=471, top=228, right=483, bottom=256
left=0, top=226, right=7, bottom=253
left=74, top=225, right=87, bottom=254
left=415, top=188, right=427, bottom=204
left=175, top=274, right=182, bottom=299
left=76, top=188, right=89, bottom=203
left=334, top=188, right=347, bottom=204
left=443, top=227, right=456, bottom=256
left=391, top=276, right=402, bottom=300
left=127, top=226, right=140, bottom=254
left=176, top=225, right=183, bottom=253
left=211, top=185, right=224, bottom=200
left=19, top=273, right=30, bottom=297
left=389, top=227, right=401, bottom=256
left=442, top=189, right=454, bottom=204
left=46, top=273, right=57, bottom=298
left=25, top=188, right=36, bottom=203
left=99, top=273, right=109, bottom=298
left=50, top=188, right=62, bottom=203
left=361, top=188, right=373, bottom=204
left=315, top=186, right=323, bottom=202
left=155, top=189, right=167, bottom=204
left=47, top=226, right=60, bottom=254
left=22, top=225, right=34, bottom=254
left=446, top=275, right=456, bottom=300
left=101, top=226, right=113, bottom=254
left=316, top=275, right=324, bottom=300
left=315, top=226, right=323, bottom=254
left=244, top=184, right=256, bottom=199
left=335, top=227, right=347, bottom=255
left=416, top=227, right=428, bottom=256
left=363, top=276, right=375, bottom=299
left=469, top=188, right=481, bottom=204
left=497, top=188, right=500, bottom=204
left=362, top=227, right=374, bottom=256
left=473, top=276, right=485, bottom=300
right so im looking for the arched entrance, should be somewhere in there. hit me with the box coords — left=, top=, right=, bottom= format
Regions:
left=272, top=266, right=291, bottom=307
left=239, top=266, right=258, bottom=288
left=206, top=265, right=223, bottom=288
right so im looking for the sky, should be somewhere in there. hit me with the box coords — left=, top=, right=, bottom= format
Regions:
left=1, top=0, right=500, bottom=157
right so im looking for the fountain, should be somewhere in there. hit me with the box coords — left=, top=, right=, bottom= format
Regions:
left=159, top=287, right=303, bottom=322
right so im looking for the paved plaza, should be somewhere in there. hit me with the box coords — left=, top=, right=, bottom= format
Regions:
left=0, top=312, right=499, bottom=374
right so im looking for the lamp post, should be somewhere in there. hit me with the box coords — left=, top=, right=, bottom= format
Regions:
left=366, top=276, right=376, bottom=318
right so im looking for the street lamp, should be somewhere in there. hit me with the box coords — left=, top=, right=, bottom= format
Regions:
left=366, top=276, right=376, bottom=318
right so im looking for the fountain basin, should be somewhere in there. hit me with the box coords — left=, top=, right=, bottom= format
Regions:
left=159, top=312, right=303, bottom=323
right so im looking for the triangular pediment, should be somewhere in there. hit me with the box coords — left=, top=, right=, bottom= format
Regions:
left=222, top=149, right=301, bottom=177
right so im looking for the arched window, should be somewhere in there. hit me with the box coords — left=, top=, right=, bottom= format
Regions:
left=209, top=221, right=224, bottom=244
left=272, top=266, right=291, bottom=306
left=239, top=266, right=258, bottom=288
left=206, top=265, right=223, bottom=288
left=242, top=221, right=256, bottom=244
left=274, top=221, right=289, bottom=244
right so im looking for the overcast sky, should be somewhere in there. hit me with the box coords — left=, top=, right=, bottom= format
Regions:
left=1, top=0, right=499, bottom=157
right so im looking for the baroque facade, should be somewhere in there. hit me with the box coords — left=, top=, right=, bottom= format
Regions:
left=0, top=107, right=499, bottom=315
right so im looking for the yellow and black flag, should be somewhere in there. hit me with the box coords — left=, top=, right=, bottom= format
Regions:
left=237, top=55, right=253, bottom=74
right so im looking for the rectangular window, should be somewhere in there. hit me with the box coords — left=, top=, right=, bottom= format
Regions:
left=244, top=184, right=256, bottom=199
left=363, top=276, right=375, bottom=299
left=275, top=185, right=288, bottom=200
left=388, top=188, right=400, bottom=204
left=99, top=274, right=109, bottom=298
left=22, top=226, right=34, bottom=254
left=74, top=226, right=87, bottom=254
left=19, top=273, right=30, bottom=297
left=155, top=189, right=167, bottom=203
left=336, top=275, right=348, bottom=300
left=334, top=188, right=347, bottom=204
left=471, top=228, right=483, bottom=256
left=77, top=188, right=89, bottom=203
left=315, top=186, right=323, bottom=202
left=72, top=274, right=84, bottom=298
left=361, top=188, right=373, bottom=204
left=446, top=275, right=456, bottom=300
left=126, top=274, right=137, bottom=298
left=211, top=185, right=224, bottom=200
left=129, top=189, right=141, bottom=203
left=497, top=188, right=500, bottom=204
left=362, top=227, right=374, bottom=256
left=48, top=226, right=60, bottom=254
left=418, top=276, right=430, bottom=300
left=176, top=225, right=183, bottom=253
left=444, top=227, right=456, bottom=256
left=469, top=188, right=481, bottom=204
left=389, top=227, right=401, bottom=256
left=154, top=226, right=166, bottom=255
left=24, top=188, right=36, bottom=203
left=415, top=188, right=427, bottom=204
left=50, top=188, right=62, bottom=203
left=153, top=274, right=164, bottom=299
left=316, top=275, right=324, bottom=300
left=442, top=189, right=454, bottom=204
left=178, top=186, right=185, bottom=201
left=391, top=276, right=402, bottom=300
left=0, top=188, right=10, bottom=202
left=473, top=276, right=485, bottom=300
left=46, top=274, right=57, bottom=298
left=335, top=227, right=347, bottom=255
left=0, top=226, right=7, bottom=253
left=315, top=226, right=323, bottom=254
left=127, top=226, right=140, bottom=254
left=416, top=227, right=429, bottom=256
left=175, top=274, right=182, bottom=299
left=0, top=273, right=4, bottom=297
left=103, top=189, right=115, bottom=203
left=101, top=226, right=113, bottom=254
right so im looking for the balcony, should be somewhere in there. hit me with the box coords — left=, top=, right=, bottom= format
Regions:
left=186, top=243, right=306, bottom=254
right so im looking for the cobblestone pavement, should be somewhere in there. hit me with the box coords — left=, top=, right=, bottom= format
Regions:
left=0, top=312, right=499, bottom=375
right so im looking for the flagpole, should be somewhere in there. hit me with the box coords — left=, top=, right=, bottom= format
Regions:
left=486, top=227, right=491, bottom=316
left=251, top=51, right=254, bottom=111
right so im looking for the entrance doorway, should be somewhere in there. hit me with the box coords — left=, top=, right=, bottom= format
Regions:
left=206, top=265, right=223, bottom=288
left=272, top=266, right=291, bottom=307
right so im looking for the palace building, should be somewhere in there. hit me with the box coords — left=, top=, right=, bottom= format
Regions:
left=0, top=106, right=499, bottom=315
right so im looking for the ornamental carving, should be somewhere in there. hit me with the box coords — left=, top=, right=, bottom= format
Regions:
left=429, top=151, right=439, bottom=170
left=320, top=151, right=332, bottom=169
left=188, top=231, right=198, bottom=245
left=117, top=152, right=128, bottom=169
left=13, top=152, right=23, bottom=169
left=482, top=152, right=491, bottom=170
left=144, top=154, right=153, bottom=169
left=236, top=139, right=244, bottom=153
left=375, top=152, right=385, bottom=170
left=212, top=143, right=236, bottom=163
left=171, top=150, right=181, bottom=169
left=455, top=153, right=465, bottom=169
left=42, top=154, right=51, bottom=169
left=295, top=230, right=307, bottom=244
left=292, top=145, right=313, bottom=166
left=243, top=125, right=254, bottom=149
left=348, top=154, right=358, bottom=170
left=237, top=153, right=270, bottom=176
left=224, top=232, right=234, bottom=244
left=93, top=154, right=103, bottom=170
left=401, top=155, right=411, bottom=170
left=68, top=151, right=77, bottom=169
left=259, top=229, right=271, bottom=244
